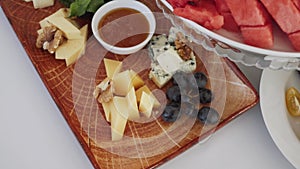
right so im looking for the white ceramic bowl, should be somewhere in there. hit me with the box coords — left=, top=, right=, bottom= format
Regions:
left=92, top=0, right=156, bottom=55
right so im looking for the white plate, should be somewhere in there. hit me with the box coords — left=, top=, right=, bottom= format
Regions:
left=157, top=0, right=300, bottom=70
left=260, top=69, right=300, bottom=169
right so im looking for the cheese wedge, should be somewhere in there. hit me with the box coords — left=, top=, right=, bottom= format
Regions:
left=65, top=25, right=88, bottom=66
left=129, top=70, right=144, bottom=89
left=55, top=25, right=88, bottom=66
left=126, top=87, right=140, bottom=120
left=110, top=98, right=128, bottom=141
left=135, top=85, right=160, bottom=107
left=47, top=17, right=81, bottom=39
left=113, top=70, right=133, bottom=96
left=139, top=92, right=154, bottom=118
left=39, top=8, right=70, bottom=28
left=33, top=0, right=54, bottom=9
left=104, top=58, right=122, bottom=79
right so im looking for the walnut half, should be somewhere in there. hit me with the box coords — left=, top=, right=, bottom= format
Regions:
left=93, top=78, right=114, bottom=103
left=36, top=25, right=64, bottom=54
left=174, top=32, right=192, bottom=61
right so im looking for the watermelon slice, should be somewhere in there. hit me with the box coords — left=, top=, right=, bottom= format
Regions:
left=221, top=12, right=240, bottom=32
left=260, top=0, right=300, bottom=34
left=240, top=24, right=274, bottom=49
left=215, top=0, right=230, bottom=13
left=288, top=31, right=300, bottom=51
left=173, top=1, right=224, bottom=30
left=167, top=0, right=189, bottom=8
left=225, top=0, right=270, bottom=26
left=293, top=0, right=300, bottom=10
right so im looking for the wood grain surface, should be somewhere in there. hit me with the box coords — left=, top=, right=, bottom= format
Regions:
left=0, top=0, right=259, bottom=168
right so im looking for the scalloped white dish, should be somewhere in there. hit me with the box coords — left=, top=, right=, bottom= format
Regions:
left=159, top=0, right=300, bottom=57
left=260, top=70, right=300, bottom=169
left=157, top=0, right=300, bottom=70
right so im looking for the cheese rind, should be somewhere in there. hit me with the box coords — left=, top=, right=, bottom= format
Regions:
left=47, top=17, right=81, bottom=39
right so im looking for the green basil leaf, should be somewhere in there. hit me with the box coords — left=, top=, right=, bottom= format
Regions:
left=59, top=0, right=75, bottom=7
left=87, top=0, right=105, bottom=13
left=69, top=0, right=91, bottom=17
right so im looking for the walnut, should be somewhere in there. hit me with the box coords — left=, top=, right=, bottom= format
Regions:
left=94, top=78, right=114, bottom=103
left=36, top=26, right=64, bottom=54
left=174, top=32, right=192, bottom=61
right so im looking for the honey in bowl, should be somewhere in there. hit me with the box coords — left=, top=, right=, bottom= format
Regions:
left=98, top=8, right=150, bottom=48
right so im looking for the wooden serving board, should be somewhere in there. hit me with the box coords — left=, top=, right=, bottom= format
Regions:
left=0, top=0, right=259, bottom=168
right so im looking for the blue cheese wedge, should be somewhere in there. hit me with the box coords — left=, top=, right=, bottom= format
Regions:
left=148, top=27, right=197, bottom=88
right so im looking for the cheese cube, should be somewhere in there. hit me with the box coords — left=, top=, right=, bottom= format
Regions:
left=129, top=70, right=144, bottom=89
left=104, top=58, right=122, bottom=79
left=156, top=48, right=183, bottom=74
left=47, top=17, right=81, bottom=39
left=135, top=85, right=160, bottom=107
left=126, top=87, right=140, bottom=120
left=113, top=70, right=133, bottom=96
left=139, top=92, right=154, bottom=118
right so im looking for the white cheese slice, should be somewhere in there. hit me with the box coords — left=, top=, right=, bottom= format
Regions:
left=47, top=17, right=81, bottom=39
left=156, top=48, right=184, bottom=74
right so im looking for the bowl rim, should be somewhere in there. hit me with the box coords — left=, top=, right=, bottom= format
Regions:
left=91, top=0, right=156, bottom=54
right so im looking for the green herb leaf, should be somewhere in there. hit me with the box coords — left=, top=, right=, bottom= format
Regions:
left=87, top=0, right=105, bottom=13
left=59, top=0, right=75, bottom=7
left=69, top=0, right=91, bottom=17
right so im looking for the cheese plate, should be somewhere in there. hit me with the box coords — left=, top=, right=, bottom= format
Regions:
left=0, top=0, right=258, bottom=168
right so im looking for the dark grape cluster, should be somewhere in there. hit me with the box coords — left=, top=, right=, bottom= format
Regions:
left=161, top=71, right=219, bottom=125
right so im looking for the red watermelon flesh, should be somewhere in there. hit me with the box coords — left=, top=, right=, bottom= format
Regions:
left=260, top=0, right=300, bottom=34
left=292, top=0, right=300, bottom=11
left=173, top=2, right=224, bottom=30
left=221, top=12, right=240, bottom=32
left=240, top=24, right=274, bottom=49
left=167, top=0, right=189, bottom=8
left=225, top=0, right=270, bottom=26
left=215, top=0, right=230, bottom=12
left=288, top=31, right=300, bottom=51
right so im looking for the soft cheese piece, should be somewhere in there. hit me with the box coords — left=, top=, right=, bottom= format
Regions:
left=104, top=58, right=122, bottom=79
left=139, top=92, right=154, bottom=118
left=125, top=87, right=140, bottom=120
left=156, top=48, right=184, bottom=74
left=109, top=101, right=127, bottom=141
left=149, top=63, right=172, bottom=88
left=135, top=85, right=160, bottom=107
left=47, top=17, right=82, bottom=39
left=33, top=0, right=54, bottom=9
left=129, top=70, right=144, bottom=89
left=113, top=70, right=133, bottom=96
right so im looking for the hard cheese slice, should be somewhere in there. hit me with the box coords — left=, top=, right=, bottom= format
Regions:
left=135, top=85, right=160, bottom=107
left=55, top=25, right=88, bottom=66
left=129, top=70, right=144, bottom=89
left=39, top=8, right=70, bottom=28
left=102, top=101, right=111, bottom=122
left=47, top=16, right=81, bottom=39
left=126, top=87, right=140, bottom=120
left=139, top=92, right=154, bottom=118
left=113, top=70, right=133, bottom=96
left=104, top=58, right=122, bottom=79
left=111, top=97, right=128, bottom=141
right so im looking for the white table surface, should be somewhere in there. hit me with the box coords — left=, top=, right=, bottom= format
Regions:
left=0, top=7, right=296, bottom=169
